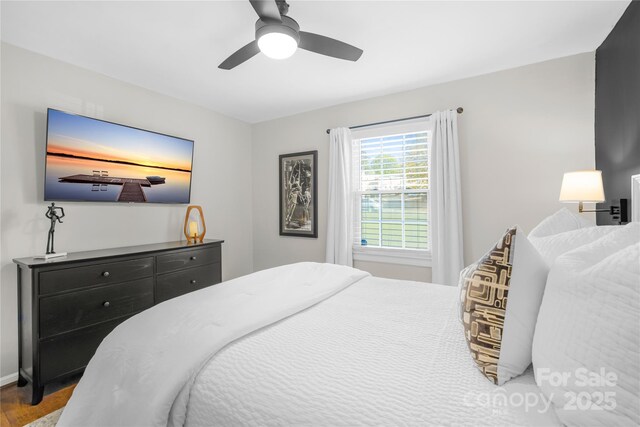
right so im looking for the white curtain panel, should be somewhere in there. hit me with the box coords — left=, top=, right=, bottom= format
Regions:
left=430, top=110, right=464, bottom=285
left=326, top=127, right=354, bottom=266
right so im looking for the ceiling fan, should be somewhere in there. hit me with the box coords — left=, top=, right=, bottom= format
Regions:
left=219, top=0, right=363, bottom=70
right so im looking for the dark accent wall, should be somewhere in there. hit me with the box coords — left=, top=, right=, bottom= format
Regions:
left=595, top=1, right=640, bottom=224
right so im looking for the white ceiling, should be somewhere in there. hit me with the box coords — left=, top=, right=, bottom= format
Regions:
left=1, top=1, right=630, bottom=123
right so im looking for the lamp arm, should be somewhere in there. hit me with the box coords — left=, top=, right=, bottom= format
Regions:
left=579, top=208, right=610, bottom=213
left=578, top=205, right=609, bottom=213
left=577, top=201, right=620, bottom=215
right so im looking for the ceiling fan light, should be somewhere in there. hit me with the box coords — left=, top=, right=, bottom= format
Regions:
left=258, top=32, right=298, bottom=59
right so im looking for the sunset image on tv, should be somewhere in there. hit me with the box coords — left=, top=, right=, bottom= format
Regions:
left=45, top=109, right=194, bottom=203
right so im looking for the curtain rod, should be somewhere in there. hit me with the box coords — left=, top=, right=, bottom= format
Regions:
left=325, top=107, right=463, bottom=134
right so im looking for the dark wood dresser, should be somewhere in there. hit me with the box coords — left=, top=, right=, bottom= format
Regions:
left=13, top=239, right=223, bottom=404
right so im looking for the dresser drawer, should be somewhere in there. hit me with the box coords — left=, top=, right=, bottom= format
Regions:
left=39, top=317, right=132, bottom=383
left=156, top=263, right=221, bottom=303
left=39, top=257, right=154, bottom=295
left=39, top=278, right=154, bottom=338
left=156, top=246, right=220, bottom=274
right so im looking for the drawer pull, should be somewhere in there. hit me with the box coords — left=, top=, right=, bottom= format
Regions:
left=190, top=279, right=197, bottom=284
left=190, top=256, right=197, bottom=261
left=102, top=301, right=111, bottom=308
left=102, top=271, right=110, bottom=277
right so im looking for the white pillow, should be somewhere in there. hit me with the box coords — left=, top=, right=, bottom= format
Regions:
left=459, top=226, right=549, bottom=385
left=529, top=207, right=594, bottom=238
left=532, top=223, right=640, bottom=426
left=529, top=226, right=617, bottom=266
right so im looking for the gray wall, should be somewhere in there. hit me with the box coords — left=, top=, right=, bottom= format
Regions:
left=595, top=1, right=640, bottom=224
left=0, top=43, right=254, bottom=380
left=252, top=53, right=597, bottom=280
left=0, top=46, right=600, bottom=382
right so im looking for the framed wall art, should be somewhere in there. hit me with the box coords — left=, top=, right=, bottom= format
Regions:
left=279, top=150, right=318, bottom=238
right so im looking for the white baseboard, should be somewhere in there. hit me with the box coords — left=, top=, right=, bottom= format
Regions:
left=1, top=372, right=18, bottom=387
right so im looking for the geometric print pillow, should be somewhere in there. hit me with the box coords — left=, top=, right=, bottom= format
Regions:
left=459, top=226, right=548, bottom=385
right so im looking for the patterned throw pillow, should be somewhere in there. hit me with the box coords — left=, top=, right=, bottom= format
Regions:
left=459, top=226, right=548, bottom=385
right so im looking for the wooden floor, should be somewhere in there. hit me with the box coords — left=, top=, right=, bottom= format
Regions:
left=1, top=381, right=75, bottom=427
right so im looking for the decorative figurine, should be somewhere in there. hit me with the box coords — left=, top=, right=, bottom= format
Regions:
left=42, top=202, right=67, bottom=259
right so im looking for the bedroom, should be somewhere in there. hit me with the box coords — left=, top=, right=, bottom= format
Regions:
left=0, top=0, right=638, bottom=426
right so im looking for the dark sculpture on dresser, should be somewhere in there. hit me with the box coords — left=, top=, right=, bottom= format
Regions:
left=45, top=202, right=65, bottom=255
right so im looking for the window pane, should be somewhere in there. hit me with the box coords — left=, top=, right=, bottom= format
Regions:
left=404, top=193, right=428, bottom=221
left=381, top=193, right=402, bottom=221
left=361, top=194, right=379, bottom=221
left=361, top=222, right=380, bottom=246
left=356, top=129, right=431, bottom=250
left=405, top=223, right=428, bottom=249
left=381, top=223, right=403, bottom=248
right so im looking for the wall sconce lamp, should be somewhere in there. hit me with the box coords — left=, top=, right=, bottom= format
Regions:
left=559, top=170, right=628, bottom=223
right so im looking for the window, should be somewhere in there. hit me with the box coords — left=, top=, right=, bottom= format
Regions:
left=352, top=120, right=431, bottom=266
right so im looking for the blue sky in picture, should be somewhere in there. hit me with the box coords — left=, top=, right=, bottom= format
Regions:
left=47, top=109, right=193, bottom=171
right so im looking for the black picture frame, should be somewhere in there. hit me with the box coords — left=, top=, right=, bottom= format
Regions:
left=279, top=150, right=318, bottom=238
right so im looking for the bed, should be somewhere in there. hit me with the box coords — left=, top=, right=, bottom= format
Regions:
left=57, top=262, right=561, bottom=427
left=57, top=216, right=639, bottom=427
left=170, top=276, right=560, bottom=427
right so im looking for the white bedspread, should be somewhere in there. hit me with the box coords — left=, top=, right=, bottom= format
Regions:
left=58, top=262, right=369, bottom=427
left=176, top=277, right=561, bottom=427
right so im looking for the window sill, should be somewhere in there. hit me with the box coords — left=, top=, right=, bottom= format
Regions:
left=352, top=246, right=432, bottom=267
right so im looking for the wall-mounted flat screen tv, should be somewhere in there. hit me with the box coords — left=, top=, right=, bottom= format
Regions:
left=45, top=109, right=194, bottom=203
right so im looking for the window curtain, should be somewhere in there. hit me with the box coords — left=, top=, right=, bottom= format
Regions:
left=430, top=110, right=464, bottom=285
left=326, top=127, right=354, bottom=266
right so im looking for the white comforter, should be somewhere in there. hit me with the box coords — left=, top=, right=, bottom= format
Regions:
left=60, top=262, right=560, bottom=427
left=176, top=277, right=560, bottom=427
left=58, top=262, right=369, bottom=427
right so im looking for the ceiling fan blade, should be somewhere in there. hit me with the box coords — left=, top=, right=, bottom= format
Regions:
left=218, top=40, right=260, bottom=70
left=298, top=31, right=363, bottom=62
left=249, top=0, right=281, bottom=23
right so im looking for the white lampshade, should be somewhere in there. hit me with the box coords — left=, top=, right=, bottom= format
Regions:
left=559, top=170, right=605, bottom=203
left=258, top=32, right=298, bottom=59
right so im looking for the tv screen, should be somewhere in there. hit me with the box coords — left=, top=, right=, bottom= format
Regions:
left=45, top=109, right=194, bottom=204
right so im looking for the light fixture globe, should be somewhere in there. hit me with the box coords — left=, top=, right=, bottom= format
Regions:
left=258, top=32, right=297, bottom=59
left=255, top=16, right=300, bottom=60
